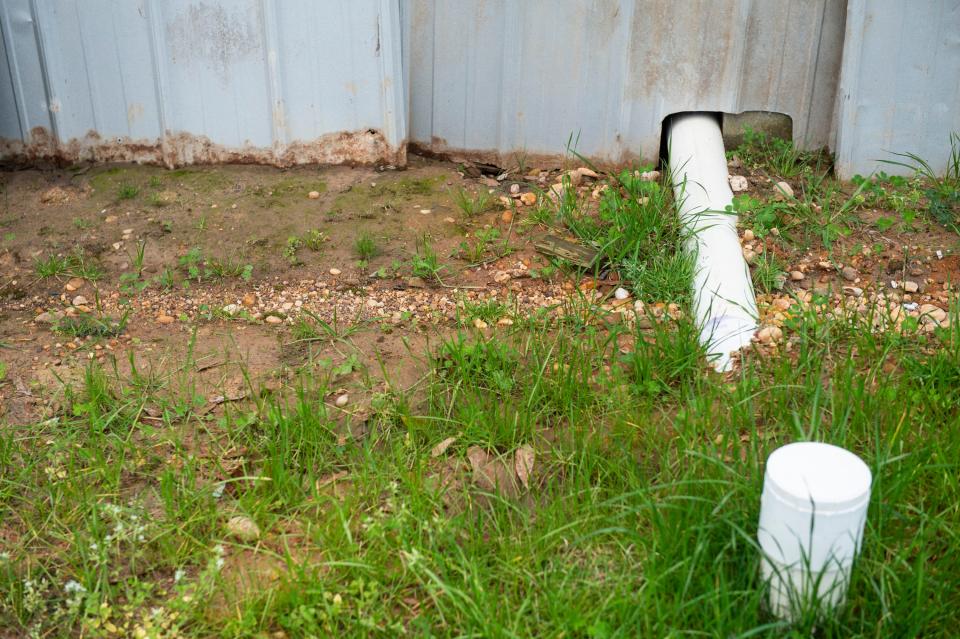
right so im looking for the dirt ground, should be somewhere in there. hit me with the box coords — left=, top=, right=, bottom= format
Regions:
left=1, top=153, right=958, bottom=430
left=0, top=156, right=571, bottom=427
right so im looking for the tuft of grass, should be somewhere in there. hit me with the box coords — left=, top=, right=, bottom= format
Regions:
left=733, top=127, right=820, bottom=179
left=882, top=132, right=960, bottom=231
left=751, top=251, right=787, bottom=294
left=452, top=188, right=496, bottom=217
left=353, top=232, right=380, bottom=260
left=34, top=254, right=71, bottom=279
left=116, top=182, right=140, bottom=200
left=411, top=237, right=444, bottom=282
left=54, top=312, right=128, bottom=338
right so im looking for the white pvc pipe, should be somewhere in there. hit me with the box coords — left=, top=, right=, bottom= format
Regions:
left=758, top=443, right=872, bottom=620
left=668, top=113, right=758, bottom=371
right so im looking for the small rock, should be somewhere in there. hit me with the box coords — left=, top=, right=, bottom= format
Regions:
left=71, top=295, right=88, bottom=307
left=225, top=515, right=260, bottom=542
left=756, top=325, right=783, bottom=344
left=729, top=175, right=749, bottom=192
left=444, top=216, right=456, bottom=223
left=773, top=181, right=794, bottom=199
left=112, top=242, right=123, bottom=251
left=64, top=277, right=84, bottom=292
left=770, top=227, right=780, bottom=236
left=307, top=190, right=321, bottom=199
left=281, top=301, right=294, bottom=311
left=841, top=266, right=858, bottom=282
left=576, top=167, right=599, bottom=179
left=509, top=184, right=520, bottom=195
left=639, top=170, right=660, bottom=182
left=419, top=209, right=431, bottom=215
left=265, top=315, right=283, bottom=324
left=903, top=280, right=919, bottom=293
left=104, top=215, right=118, bottom=223
left=497, top=317, right=514, bottom=326
left=329, top=268, right=342, bottom=276
left=493, top=271, right=511, bottom=284
left=242, top=293, right=256, bottom=307
left=790, top=271, right=805, bottom=281
left=614, top=287, right=630, bottom=301
left=519, top=192, right=537, bottom=206
left=34, top=311, right=62, bottom=325
left=222, top=303, right=240, bottom=316
left=335, top=394, right=349, bottom=407
left=843, top=286, right=863, bottom=297
left=936, top=250, right=944, bottom=260
left=473, top=318, right=488, bottom=329
left=122, top=228, right=133, bottom=235
left=742, top=229, right=755, bottom=242
left=501, top=209, right=514, bottom=224
left=156, top=315, right=175, bottom=324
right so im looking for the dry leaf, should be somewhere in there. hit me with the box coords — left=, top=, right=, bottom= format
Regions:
left=466, top=446, right=490, bottom=472
left=514, top=445, right=535, bottom=489
left=431, top=436, right=458, bottom=457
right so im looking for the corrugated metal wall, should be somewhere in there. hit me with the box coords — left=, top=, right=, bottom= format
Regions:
left=401, top=0, right=847, bottom=166
left=1, top=0, right=958, bottom=177
left=0, top=0, right=406, bottom=166
left=833, top=0, right=960, bottom=178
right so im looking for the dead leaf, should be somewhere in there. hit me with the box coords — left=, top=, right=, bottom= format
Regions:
left=431, top=436, right=458, bottom=457
left=466, top=446, right=489, bottom=471
left=514, top=445, right=535, bottom=489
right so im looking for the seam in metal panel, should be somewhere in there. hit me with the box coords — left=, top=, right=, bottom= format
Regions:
left=27, top=0, right=58, bottom=142
left=378, top=0, right=407, bottom=150
left=144, top=0, right=170, bottom=163
left=0, top=4, right=26, bottom=140
left=259, top=0, right=285, bottom=153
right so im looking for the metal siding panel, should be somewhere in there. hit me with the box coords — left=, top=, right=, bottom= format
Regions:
left=835, top=0, right=960, bottom=178
left=406, top=0, right=846, bottom=163
left=0, top=0, right=405, bottom=165
left=0, top=0, right=54, bottom=144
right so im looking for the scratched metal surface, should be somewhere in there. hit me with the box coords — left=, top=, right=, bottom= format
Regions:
left=833, top=0, right=960, bottom=179
left=0, top=0, right=406, bottom=166
left=401, top=0, right=848, bottom=165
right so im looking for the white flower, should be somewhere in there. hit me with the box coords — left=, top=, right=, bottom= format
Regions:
left=64, top=580, right=86, bottom=594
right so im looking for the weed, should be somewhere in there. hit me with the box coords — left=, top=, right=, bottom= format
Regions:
left=460, top=296, right=509, bottom=325
left=733, top=127, right=819, bottom=178
left=456, top=227, right=508, bottom=263
left=34, top=254, right=71, bottom=279
left=54, top=311, right=128, bottom=338
left=882, top=132, right=960, bottom=231
left=147, top=191, right=169, bottom=207
left=116, top=183, right=139, bottom=200
left=411, top=237, right=444, bottom=282
left=73, top=217, right=92, bottom=230
left=354, top=232, right=379, bottom=260
left=452, top=188, right=496, bottom=217
left=750, top=251, right=787, bottom=293
left=285, top=236, right=304, bottom=265
left=305, top=229, right=328, bottom=252
left=178, top=247, right=204, bottom=281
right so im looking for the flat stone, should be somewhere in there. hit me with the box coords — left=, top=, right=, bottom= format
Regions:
left=156, top=315, right=175, bottom=324
left=265, top=315, right=283, bottom=324
left=225, top=515, right=260, bottom=542
left=729, top=175, right=749, bottom=192
left=71, top=295, right=88, bottom=307
left=519, top=192, right=537, bottom=206
left=841, top=266, right=858, bottom=281
left=790, top=271, right=805, bottom=281
left=773, top=181, right=794, bottom=199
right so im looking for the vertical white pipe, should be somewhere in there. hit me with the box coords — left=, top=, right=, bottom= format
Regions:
left=668, top=113, right=758, bottom=371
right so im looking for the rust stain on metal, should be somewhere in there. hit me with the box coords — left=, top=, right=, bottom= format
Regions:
left=1, top=128, right=406, bottom=168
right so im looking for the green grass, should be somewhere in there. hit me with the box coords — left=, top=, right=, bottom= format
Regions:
left=553, top=165, right=695, bottom=306
left=117, top=183, right=140, bottom=200
left=1, top=297, right=958, bottom=637
left=732, top=128, right=822, bottom=179
left=452, top=188, right=496, bottom=217
left=751, top=251, right=788, bottom=294
left=353, top=232, right=380, bottom=261
left=34, top=249, right=105, bottom=281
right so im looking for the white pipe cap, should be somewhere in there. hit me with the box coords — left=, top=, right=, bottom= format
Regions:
left=765, top=442, right=872, bottom=513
